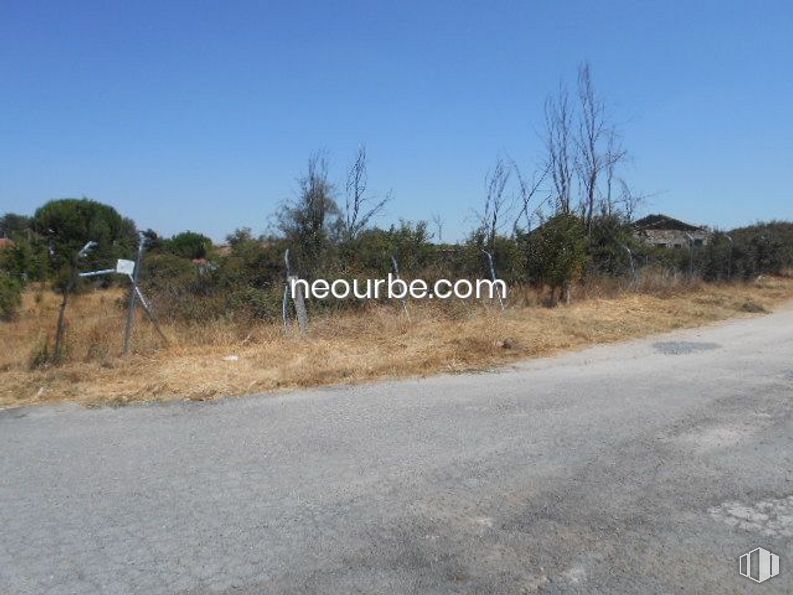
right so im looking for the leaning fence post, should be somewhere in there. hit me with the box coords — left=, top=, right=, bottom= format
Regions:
left=390, top=255, right=409, bottom=317
left=123, top=233, right=145, bottom=356
left=283, top=249, right=308, bottom=333
left=619, top=242, right=638, bottom=287
left=482, top=249, right=505, bottom=311
left=291, top=277, right=309, bottom=333
left=79, top=245, right=168, bottom=353
left=130, top=280, right=169, bottom=345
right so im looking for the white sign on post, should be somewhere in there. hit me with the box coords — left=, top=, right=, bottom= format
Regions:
left=116, top=259, right=136, bottom=276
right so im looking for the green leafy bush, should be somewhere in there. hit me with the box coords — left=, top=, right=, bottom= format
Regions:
left=163, top=231, right=213, bottom=260
left=524, top=213, right=589, bottom=303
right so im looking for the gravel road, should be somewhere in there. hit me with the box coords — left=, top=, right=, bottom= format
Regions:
left=2, top=310, right=793, bottom=594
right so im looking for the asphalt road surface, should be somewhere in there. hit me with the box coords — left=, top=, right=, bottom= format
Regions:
left=2, top=310, right=793, bottom=594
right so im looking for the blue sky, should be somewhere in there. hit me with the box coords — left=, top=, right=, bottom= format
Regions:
left=1, top=1, right=791, bottom=241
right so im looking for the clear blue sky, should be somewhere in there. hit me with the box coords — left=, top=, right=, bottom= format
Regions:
left=1, top=1, right=791, bottom=241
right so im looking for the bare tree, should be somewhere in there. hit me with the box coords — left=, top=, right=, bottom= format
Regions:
left=544, top=84, right=574, bottom=215
left=602, top=131, right=620, bottom=217
left=511, top=159, right=549, bottom=233
left=480, top=157, right=511, bottom=250
left=344, top=145, right=390, bottom=241
left=604, top=131, right=647, bottom=222
left=616, top=179, right=646, bottom=222
left=575, top=63, right=627, bottom=233
left=431, top=212, right=444, bottom=243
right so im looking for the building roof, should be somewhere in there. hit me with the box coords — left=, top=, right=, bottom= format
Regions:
left=0, top=237, right=15, bottom=249
left=633, top=214, right=705, bottom=232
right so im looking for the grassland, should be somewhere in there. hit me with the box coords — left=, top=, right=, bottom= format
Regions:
left=2, top=276, right=792, bottom=409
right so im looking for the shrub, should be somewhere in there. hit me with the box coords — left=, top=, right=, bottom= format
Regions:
left=29, top=337, right=51, bottom=369
left=587, top=214, right=638, bottom=277
left=0, top=237, right=50, bottom=282
left=728, top=222, right=793, bottom=279
left=699, top=232, right=734, bottom=281
left=163, top=231, right=213, bottom=260
left=226, top=287, right=283, bottom=321
left=524, top=213, right=590, bottom=303
left=0, top=271, right=23, bottom=321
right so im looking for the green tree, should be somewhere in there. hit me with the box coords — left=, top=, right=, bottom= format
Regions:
left=31, top=198, right=137, bottom=284
left=141, top=228, right=165, bottom=252
left=0, top=213, right=32, bottom=239
left=226, top=227, right=255, bottom=248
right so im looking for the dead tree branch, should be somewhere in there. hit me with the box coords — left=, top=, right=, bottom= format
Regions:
left=344, top=145, right=390, bottom=241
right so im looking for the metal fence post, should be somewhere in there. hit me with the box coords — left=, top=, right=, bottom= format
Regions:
left=123, top=234, right=145, bottom=356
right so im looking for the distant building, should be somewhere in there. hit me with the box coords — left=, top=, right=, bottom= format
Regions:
left=633, top=214, right=711, bottom=249
left=0, top=237, right=16, bottom=250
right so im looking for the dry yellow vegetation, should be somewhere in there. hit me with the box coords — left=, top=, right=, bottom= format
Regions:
left=2, top=277, right=792, bottom=409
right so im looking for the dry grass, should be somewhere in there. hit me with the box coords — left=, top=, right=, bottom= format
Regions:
left=2, top=277, right=793, bottom=409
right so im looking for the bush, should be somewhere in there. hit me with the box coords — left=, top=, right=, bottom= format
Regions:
left=226, top=287, right=283, bottom=321
left=699, top=232, right=734, bottom=281
left=141, top=251, right=286, bottom=323
left=29, top=337, right=50, bottom=369
left=729, top=222, right=793, bottom=279
left=0, top=271, right=23, bottom=321
left=343, top=221, right=435, bottom=277
left=524, top=213, right=589, bottom=303
left=140, top=253, right=207, bottom=322
left=587, top=214, right=638, bottom=276
left=0, top=238, right=50, bottom=282
left=163, top=231, right=213, bottom=260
